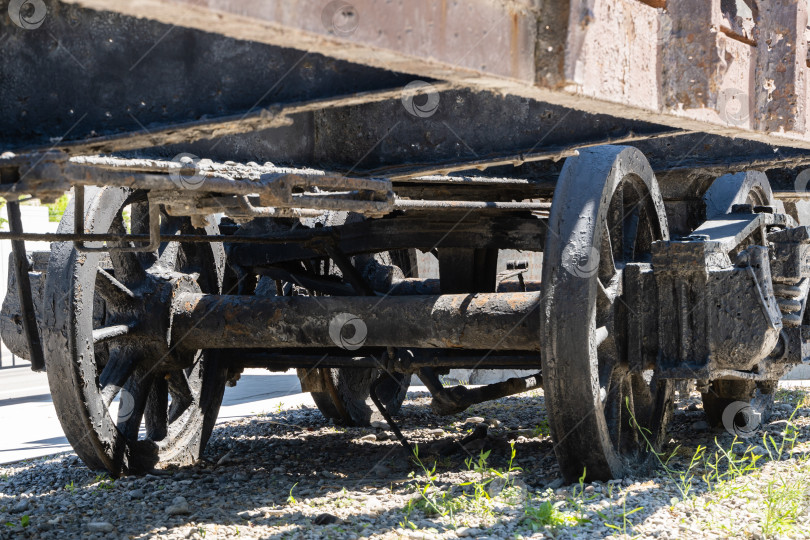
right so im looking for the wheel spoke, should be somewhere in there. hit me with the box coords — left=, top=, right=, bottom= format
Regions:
left=129, top=200, right=151, bottom=235
left=145, top=377, right=169, bottom=441
left=630, top=372, right=655, bottom=426
left=619, top=377, right=638, bottom=453
left=633, top=200, right=656, bottom=258
left=133, top=202, right=160, bottom=269
left=598, top=269, right=623, bottom=304
left=100, top=348, right=140, bottom=407
left=597, top=268, right=622, bottom=329
left=603, top=367, right=634, bottom=450
left=157, top=240, right=181, bottom=269
left=622, top=206, right=640, bottom=261
left=598, top=221, right=617, bottom=285
left=167, top=371, right=195, bottom=422
left=594, top=325, right=609, bottom=348
left=157, top=214, right=184, bottom=270
left=597, top=354, right=618, bottom=401
left=107, top=212, right=149, bottom=286
left=95, top=268, right=136, bottom=306
left=109, top=251, right=148, bottom=286
left=118, top=370, right=152, bottom=440
left=92, top=324, right=132, bottom=344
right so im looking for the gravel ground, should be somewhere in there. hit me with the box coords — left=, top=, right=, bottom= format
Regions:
left=1, top=386, right=809, bottom=539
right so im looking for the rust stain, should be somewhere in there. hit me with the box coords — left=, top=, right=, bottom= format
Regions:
left=448, top=295, right=464, bottom=311
left=510, top=11, right=520, bottom=78
left=506, top=293, right=525, bottom=310
left=269, top=308, right=283, bottom=324
left=718, top=25, right=757, bottom=47
left=635, top=0, right=666, bottom=8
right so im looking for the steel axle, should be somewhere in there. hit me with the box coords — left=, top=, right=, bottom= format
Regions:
left=170, top=292, right=541, bottom=352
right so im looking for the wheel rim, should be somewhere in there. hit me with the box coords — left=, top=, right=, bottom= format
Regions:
left=43, top=187, right=227, bottom=475
left=702, top=170, right=780, bottom=219
left=541, top=145, right=674, bottom=482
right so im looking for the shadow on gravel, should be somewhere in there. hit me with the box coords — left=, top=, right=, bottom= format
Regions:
left=0, top=388, right=808, bottom=538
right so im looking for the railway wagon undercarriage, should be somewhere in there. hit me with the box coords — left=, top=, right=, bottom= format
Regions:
left=3, top=0, right=810, bottom=482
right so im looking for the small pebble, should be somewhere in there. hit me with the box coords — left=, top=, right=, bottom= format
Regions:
left=87, top=521, right=114, bottom=533
left=692, top=420, right=709, bottom=431
left=312, top=512, right=340, bottom=525
left=371, top=463, right=391, bottom=478
left=166, top=496, right=190, bottom=515
left=216, top=450, right=234, bottom=466
left=546, top=478, right=564, bottom=490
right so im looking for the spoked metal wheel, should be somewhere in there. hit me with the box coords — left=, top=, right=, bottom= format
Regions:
left=42, top=186, right=228, bottom=475
left=541, top=145, right=674, bottom=482
left=285, top=212, right=410, bottom=426
left=304, top=248, right=410, bottom=426
left=702, top=170, right=782, bottom=219
left=308, top=365, right=409, bottom=426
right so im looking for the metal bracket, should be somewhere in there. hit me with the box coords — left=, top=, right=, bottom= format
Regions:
left=320, top=369, right=353, bottom=425
left=369, top=374, right=414, bottom=456
left=419, top=367, right=543, bottom=416
left=1, top=167, right=45, bottom=372
left=75, top=188, right=161, bottom=253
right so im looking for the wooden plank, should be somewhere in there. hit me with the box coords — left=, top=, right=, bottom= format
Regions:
left=563, top=0, right=661, bottom=111
left=64, top=0, right=538, bottom=83
left=756, top=0, right=808, bottom=134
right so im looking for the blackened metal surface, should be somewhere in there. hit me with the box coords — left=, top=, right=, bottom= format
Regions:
left=170, top=292, right=541, bottom=351
left=0, top=2, right=417, bottom=152
left=1, top=165, right=45, bottom=371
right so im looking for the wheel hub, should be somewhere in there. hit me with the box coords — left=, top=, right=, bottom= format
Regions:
left=120, top=270, right=203, bottom=370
